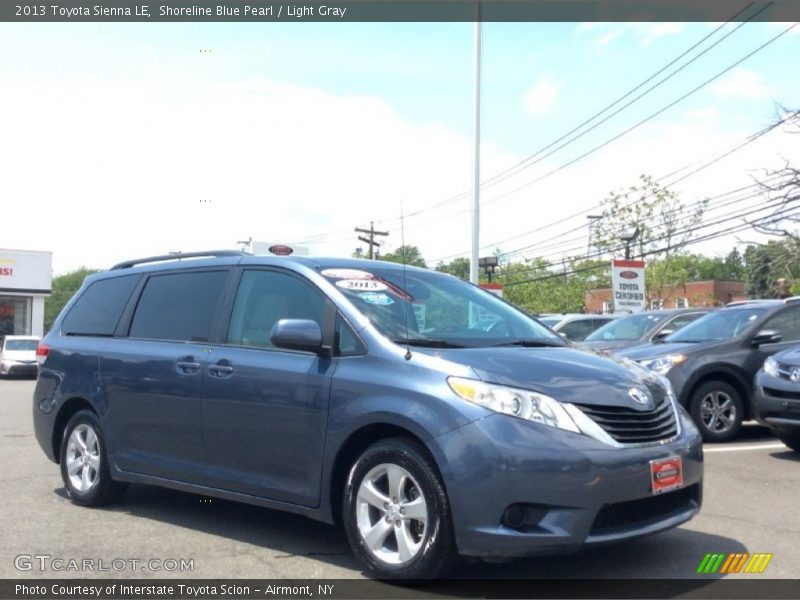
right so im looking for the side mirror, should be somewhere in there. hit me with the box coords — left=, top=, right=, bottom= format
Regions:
left=651, top=329, right=673, bottom=342
left=270, top=319, right=325, bottom=354
left=751, top=329, right=782, bottom=347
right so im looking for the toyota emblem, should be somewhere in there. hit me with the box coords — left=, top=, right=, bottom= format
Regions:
left=628, top=388, right=650, bottom=406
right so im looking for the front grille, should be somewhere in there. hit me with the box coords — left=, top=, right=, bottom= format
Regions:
left=764, top=387, right=800, bottom=401
left=574, top=395, right=678, bottom=444
left=591, top=485, right=699, bottom=535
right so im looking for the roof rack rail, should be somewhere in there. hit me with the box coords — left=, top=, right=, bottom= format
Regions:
left=724, top=299, right=775, bottom=307
left=784, top=296, right=800, bottom=304
left=110, top=250, right=248, bottom=270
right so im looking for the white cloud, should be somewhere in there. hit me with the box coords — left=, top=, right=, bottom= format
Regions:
left=710, top=68, right=775, bottom=99
left=684, top=107, right=721, bottom=121
left=523, top=75, right=561, bottom=116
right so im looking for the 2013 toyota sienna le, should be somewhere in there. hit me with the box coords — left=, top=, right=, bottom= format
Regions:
left=33, top=251, right=703, bottom=578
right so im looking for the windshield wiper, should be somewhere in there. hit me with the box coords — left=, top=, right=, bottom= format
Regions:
left=491, top=339, right=564, bottom=348
left=392, top=339, right=469, bottom=349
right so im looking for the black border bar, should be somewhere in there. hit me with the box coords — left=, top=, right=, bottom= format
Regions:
left=5, top=579, right=800, bottom=600
left=3, top=0, right=800, bottom=22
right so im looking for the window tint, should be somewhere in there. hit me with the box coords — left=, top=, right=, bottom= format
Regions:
left=129, top=271, right=228, bottom=342
left=665, top=312, right=704, bottom=332
left=763, top=306, right=800, bottom=343
left=559, top=319, right=595, bottom=341
left=227, top=270, right=325, bottom=349
left=62, top=275, right=139, bottom=336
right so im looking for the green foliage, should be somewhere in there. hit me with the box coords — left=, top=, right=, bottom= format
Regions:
left=45, top=267, right=100, bottom=331
left=743, top=240, right=800, bottom=298
left=435, top=257, right=470, bottom=280
left=380, top=245, right=427, bottom=268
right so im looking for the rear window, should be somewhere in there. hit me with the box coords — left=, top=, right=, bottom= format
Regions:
left=61, top=275, right=140, bottom=336
left=5, top=339, right=38, bottom=351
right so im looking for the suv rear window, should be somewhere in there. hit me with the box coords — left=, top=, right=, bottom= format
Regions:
left=129, top=270, right=228, bottom=342
left=61, top=275, right=140, bottom=336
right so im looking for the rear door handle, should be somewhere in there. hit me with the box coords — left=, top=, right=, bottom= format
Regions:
left=208, top=359, right=234, bottom=377
left=176, top=356, right=201, bottom=375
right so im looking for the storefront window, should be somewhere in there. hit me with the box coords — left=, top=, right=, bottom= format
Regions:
left=0, top=296, right=31, bottom=336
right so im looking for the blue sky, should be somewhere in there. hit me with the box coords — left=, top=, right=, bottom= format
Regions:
left=1, top=21, right=798, bottom=272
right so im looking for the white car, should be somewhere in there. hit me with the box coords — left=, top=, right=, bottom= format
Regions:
left=0, top=335, right=40, bottom=378
left=538, top=313, right=619, bottom=342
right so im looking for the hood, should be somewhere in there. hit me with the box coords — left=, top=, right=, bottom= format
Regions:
left=429, top=346, right=667, bottom=409
left=614, top=341, right=712, bottom=361
left=776, top=345, right=800, bottom=367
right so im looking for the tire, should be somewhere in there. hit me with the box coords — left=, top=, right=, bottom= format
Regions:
left=688, top=380, right=744, bottom=443
left=342, top=438, right=457, bottom=579
left=778, top=434, right=800, bottom=453
left=59, top=410, right=126, bottom=506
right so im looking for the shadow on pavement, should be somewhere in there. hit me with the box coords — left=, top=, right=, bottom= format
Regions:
left=770, top=449, right=800, bottom=462
left=53, top=482, right=747, bottom=585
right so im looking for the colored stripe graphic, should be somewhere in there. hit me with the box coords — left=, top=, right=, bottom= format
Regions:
left=697, top=553, right=772, bottom=574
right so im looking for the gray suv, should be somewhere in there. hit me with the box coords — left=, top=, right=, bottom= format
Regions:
left=33, top=251, right=703, bottom=578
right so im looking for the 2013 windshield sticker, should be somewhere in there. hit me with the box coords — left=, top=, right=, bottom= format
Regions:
left=321, top=269, right=374, bottom=280
left=360, top=292, right=394, bottom=305
left=336, top=279, right=388, bottom=291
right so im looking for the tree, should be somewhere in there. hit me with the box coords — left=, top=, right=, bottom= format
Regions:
left=435, top=257, right=470, bottom=280
left=593, top=174, right=707, bottom=304
left=380, top=245, right=427, bottom=268
left=743, top=240, right=800, bottom=298
left=45, top=267, right=100, bottom=331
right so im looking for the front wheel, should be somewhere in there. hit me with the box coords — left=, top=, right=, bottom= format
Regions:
left=59, top=410, right=126, bottom=506
left=689, top=380, right=744, bottom=443
left=342, top=438, right=457, bottom=578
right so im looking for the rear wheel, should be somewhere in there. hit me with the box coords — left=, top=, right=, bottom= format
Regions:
left=778, top=433, right=800, bottom=453
left=689, top=380, right=743, bottom=443
left=342, top=438, right=457, bottom=578
left=59, top=410, right=126, bottom=506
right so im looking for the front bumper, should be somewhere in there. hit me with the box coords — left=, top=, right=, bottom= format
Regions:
left=753, top=372, right=800, bottom=436
left=431, top=409, right=703, bottom=558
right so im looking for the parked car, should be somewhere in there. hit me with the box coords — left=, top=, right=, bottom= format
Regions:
left=578, top=308, right=713, bottom=354
left=753, top=344, right=800, bottom=452
left=616, top=298, right=800, bottom=442
left=0, top=335, right=40, bottom=378
left=33, top=251, right=703, bottom=578
left=538, top=313, right=618, bottom=342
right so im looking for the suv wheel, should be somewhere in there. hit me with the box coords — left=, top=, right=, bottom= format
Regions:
left=59, top=410, right=125, bottom=506
left=689, top=380, right=743, bottom=443
left=342, top=438, right=457, bottom=578
left=778, top=434, right=800, bottom=453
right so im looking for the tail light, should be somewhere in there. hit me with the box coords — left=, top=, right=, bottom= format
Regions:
left=36, top=342, right=50, bottom=365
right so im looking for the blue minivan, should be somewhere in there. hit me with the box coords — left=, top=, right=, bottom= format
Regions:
left=33, top=251, right=703, bottom=578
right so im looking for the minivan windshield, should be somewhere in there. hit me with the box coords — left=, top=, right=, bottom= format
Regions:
left=665, top=307, right=767, bottom=343
left=320, top=266, right=565, bottom=349
left=584, top=312, right=666, bottom=342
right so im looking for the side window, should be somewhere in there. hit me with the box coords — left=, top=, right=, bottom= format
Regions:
left=227, top=270, right=325, bottom=349
left=666, top=312, right=703, bottom=333
left=763, top=307, right=800, bottom=343
left=559, top=320, right=594, bottom=341
left=62, top=275, right=139, bottom=336
left=336, top=314, right=366, bottom=356
left=129, top=271, right=228, bottom=342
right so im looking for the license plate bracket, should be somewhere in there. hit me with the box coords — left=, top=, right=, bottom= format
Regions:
left=650, top=456, right=683, bottom=495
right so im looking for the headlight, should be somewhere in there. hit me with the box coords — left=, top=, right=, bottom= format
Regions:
left=763, top=356, right=779, bottom=378
left=639, top=354, right=686, bottom=375
left=447, top=377, right=580, bottom=433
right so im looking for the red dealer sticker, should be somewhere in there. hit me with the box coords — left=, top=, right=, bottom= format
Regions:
left=620, top=270, right=638, bottom=279
left=650, top=456, right=683, bottom=495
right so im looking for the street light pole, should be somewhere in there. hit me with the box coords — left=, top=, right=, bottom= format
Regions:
left=470, top=6, right=482, bottom=285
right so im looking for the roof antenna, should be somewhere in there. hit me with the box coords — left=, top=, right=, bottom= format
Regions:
left=400, top=199, right=412, bottom=361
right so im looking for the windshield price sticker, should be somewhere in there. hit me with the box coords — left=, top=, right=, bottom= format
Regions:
left=360, top=292, right=394, bottom=305
left=336, top=279, right=388, bottom=291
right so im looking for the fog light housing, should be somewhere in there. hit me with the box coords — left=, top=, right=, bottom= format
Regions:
left=501, top=503, right=549, bottom=531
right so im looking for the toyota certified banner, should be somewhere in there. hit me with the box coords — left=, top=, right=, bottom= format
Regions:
left=611, top=259, right=646, bottom=313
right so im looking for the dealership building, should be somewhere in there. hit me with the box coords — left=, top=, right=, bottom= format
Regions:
left=0, top=249, right=52, bottom=338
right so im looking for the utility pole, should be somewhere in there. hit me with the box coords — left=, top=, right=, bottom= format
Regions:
left=354, top=222, right=389, bottom=260
left=470, top=5, right=482, bottom=285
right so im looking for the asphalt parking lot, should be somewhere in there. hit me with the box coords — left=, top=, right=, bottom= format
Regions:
left=2, top=378, right=799, bottom=581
